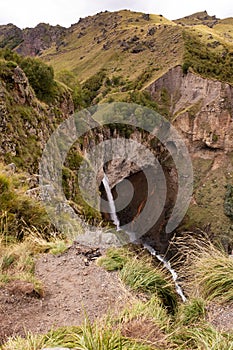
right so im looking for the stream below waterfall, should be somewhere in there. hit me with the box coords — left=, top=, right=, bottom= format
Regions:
left=102, top=173, right=186, bottom=302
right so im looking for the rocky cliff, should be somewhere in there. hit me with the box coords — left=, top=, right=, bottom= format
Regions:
left=0, top=23, right=66, bottom=56
left=0, top=62, right=74, bottom=172
left=148, top=66, right=233, bottom=247
left=148, top=66, right=233, bottom=152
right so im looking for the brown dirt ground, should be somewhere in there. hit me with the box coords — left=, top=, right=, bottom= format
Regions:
left=1, top=243, right=233, bottom=345
left=206, top=302, right=233, bottom=332
left=0, top=243, right=132, bottom=344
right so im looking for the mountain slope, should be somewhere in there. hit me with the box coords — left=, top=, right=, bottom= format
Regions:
left=42, top=10, right=183, bottom=87
left=0, top=9, right=233, bottom=246
left=1, top=10, right=233, bottom=91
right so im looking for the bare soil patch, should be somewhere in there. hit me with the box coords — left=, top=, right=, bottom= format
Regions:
left=0, top=244, right=131, bottom=344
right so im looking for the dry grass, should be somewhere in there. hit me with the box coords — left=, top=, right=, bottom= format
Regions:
left=172, top=234, right=233, bottom=303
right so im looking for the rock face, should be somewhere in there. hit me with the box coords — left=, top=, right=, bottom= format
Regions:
left=17, top=23, right=66, bottom=56
left=0, top=24, right=23, bottom=49
left=0, top=23, right=66, bottom=55
left=175, top=11, right=220, bottom=27
left=148, top=66, right=233, bottom=152
left=148, top=66, right=233, bottom=246
left=12, top=66, right=35, bottom=104
left=0, top=64, right=74, bottom=172
left=78, top=127, right=178, bottom=252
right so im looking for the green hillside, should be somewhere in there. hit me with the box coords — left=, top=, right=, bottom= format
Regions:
left=42, top=11, right=183, bottom=90
left=40, top=10, right=233, bottom=103
left=1, top=10, right=233, bottom=106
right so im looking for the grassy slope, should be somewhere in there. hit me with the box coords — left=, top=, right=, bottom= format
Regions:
left=180, top=154, right=233, bottom=244
left=42, top=10, right=183, bottom=87
left=41, top=10, right=233, bottom=90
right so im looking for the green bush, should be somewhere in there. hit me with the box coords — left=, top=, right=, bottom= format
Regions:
left=0, top=59, right=15, bottom=89
left=0, top=171, right=53, bottom=242
left=57, top=70, right=84, bottom=110
left=0, top=49, right=58, bottom=103
left=82, top=69, right=106, bottom=107
left=183, top=30, right=233, bottom=83
left=126, top=91, right=158, bottom=111
left=19, top=57, right=55, bottom=102
left=182, top=61, right=191, bottom=74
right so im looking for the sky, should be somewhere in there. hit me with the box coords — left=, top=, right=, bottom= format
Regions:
left=0, top=0, right=232, bottom=28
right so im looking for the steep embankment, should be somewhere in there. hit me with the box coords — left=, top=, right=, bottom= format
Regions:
left=0, top=10, right=233, bottom=248
left=148, top=66, right=233, bottom=245
left=0, top=59, right=74, bottom=172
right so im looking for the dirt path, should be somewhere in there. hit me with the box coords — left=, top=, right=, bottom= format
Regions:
left=1, top=243, right=233, bottom=344
left=0, top=244, right=132, bottom=343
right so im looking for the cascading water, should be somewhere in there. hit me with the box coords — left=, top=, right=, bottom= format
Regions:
left=102, top=172, right=186, bottom=302
left=102, top=173, right=120, bottom=231
left=143, top=243, right=186, bottom=302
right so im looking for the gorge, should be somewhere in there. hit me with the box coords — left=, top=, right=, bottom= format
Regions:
left=1, top=9, right=233, bottom=347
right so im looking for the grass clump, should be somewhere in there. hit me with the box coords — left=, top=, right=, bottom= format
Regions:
left=97, top=247, right=133, bottom=271
left=175, top=297, right=206, bottom=326
left=120, top=258, right=177, bottom=312
left=72, top=319, right=124, bottom=350
left=1, top=321, right=156, bottom=350
left=98, top=247, right=177, bottom=313
left=118, top=296, right=171, bottom=333
left=0, top=165, right=70, bottom=291
left=0, top=171, right=53, bottom=242
left=170, top=323, right=233, bottom=350
left=174, top=234, right=233, bottom=303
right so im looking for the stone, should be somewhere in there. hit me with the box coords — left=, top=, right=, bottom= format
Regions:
left=148, top=66, right=233, bottom=152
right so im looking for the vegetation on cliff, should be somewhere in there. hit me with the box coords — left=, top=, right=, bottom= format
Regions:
left=0, top=9, right=233, bottom=349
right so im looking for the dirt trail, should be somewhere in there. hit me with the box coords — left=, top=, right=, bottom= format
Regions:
left=0, top=244, right=131, bottom=343
left=1, top=243, right=233, bottom=344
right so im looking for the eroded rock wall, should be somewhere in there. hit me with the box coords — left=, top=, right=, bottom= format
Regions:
left=148, top=65, right=233, bottom=152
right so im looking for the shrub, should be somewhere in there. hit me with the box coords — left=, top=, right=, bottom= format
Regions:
left=82, top=69, right=106, bottom=107
left=19, top=57, right=55, bottom=102
left=57, top=70, right=84, bottom=110
left=182, top=61, right=191, bottom=74
left=183, top=30, right=233, bottom=83
left=0, top=170, right=53, bottom=242
left=97, top=247, right=133, bottom=271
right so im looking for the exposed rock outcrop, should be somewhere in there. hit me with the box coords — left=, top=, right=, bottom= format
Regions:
left=0, top=23, right=66, bottom=56
left=148, top=66, right=233, bottom=152
left=0, top=65, right=74, bottom=172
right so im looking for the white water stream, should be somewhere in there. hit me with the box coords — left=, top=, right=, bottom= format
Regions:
left=102, top=174, right=120, bottom=231
left=102, top=173, right=186, bottom=302
left=143, top=243, right=186, bottom=302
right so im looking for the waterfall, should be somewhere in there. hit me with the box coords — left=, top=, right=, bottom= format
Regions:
left=102, top=173, right=120, bottom=231
left=102, top=172, right=186, bottom=302
left=143, top=243, right=186, bottom=302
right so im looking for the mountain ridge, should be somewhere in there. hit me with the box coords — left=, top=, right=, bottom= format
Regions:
left=1, top=9, right=233, bottom=91
left=0, top=9, right=233, bottom=244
